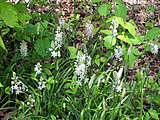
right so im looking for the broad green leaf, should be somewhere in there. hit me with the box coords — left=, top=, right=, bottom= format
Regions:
left=35, top=38, right=50, bottom=57
left=117, top=17, right=125, bottom=28
left=68, top=46, right=78, bottom=59
left=24, top=24, right=37, bottom=35
left=100, top=57, right=107, bottom=62
left=1, top=3, right=19, bottom=28
left=117, top=34, right=132, bottom=45
left=114, top=0, right=127, bottom=21
left=18, top=13, right=32, bottom=25
left=132, top=47, right=141, bottom=56
left=144, top=112, right=150, bottom=120
left=95, top=58, right=100, bottom=66
left=128, top=53, right=136, bottom=68
left=46, top=84, right=51, bottom=90
left=97, top=4, right=111, bottom=17
left=43, top=68, right=52, bottom=76
left=100, top=30, right=111, bottom=35
left=125, top=22, right=136, bottom=37
left=1, top=28, right=10, bottom=36
left=0, top=36, right=7, bottom=51
left=104, top=36, right=116, bottom=49
left=145, top=27, right=160, bottom=40
left=0, top=83, right=3, bottom=88
left=148, top=108, right=159, bottom=120
left=35, top=21, right=48, bottom=34
left=130, top=35, right=143, bottom=45
left=5, top=87, right=10, bottom=95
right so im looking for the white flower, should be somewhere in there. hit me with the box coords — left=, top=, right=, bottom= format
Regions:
left=51, top=51, right=58, bottom=57
left=111, top=19, right=119, bottom=37
left=86, top=56, right=91, bottom=67
left=86, top=20, right=93, bottom=39
left=74, top=45, right=91, bottom=85
left=49, top=26, right=63, bottom=58
left=34, top=62, right=42, bottom=74
left=116, top=85, right=122, bottom=92
left=59, top=17, right=65, bottom=26
left=27, top=95, right=35, bottom=107
left=75, top=63, right=86, bottom=79
left=38, top=77, right=46, bottom=90
left=56, top=0, right=61, bottom=4
left=9, top=0, right=19, bottom=4
left=113, top=68, right=123, bottom=92
left=25, top=0, right=30, bottom=3
left=20, top=40, right=28, bottom=57
left=149, top=43, right=158, bottom=54
left=11, top=72, right=28, bottom=95
left=79, top=54, right=86, bottom=62
left=114, top=46, right=123, bottom=61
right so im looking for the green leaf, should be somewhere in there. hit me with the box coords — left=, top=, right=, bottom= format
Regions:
left=130, top=35, right=143, bottom=45
left=1, top=28, right=10, bottom=36
left=100, top=57, right=107, bottom=62
left=104, top=36, right=116, bottom=49
left=0, top=36, right=7, bottom=51
left=35, top=21, right=48, bottom=34
left=145, top=27, right=160, bottom=40
left=128, top=53, right=136, bottom=68
left=0, top=83, right=3, bottom=88
left=132, top=47, right=141, bottom=55
left=97, top=4, right=111, bottom=17
left=95, top=58, right=100, bottom=66
left=43, top=68, right=52, bottom=76
left=46, top=84, right=51, bottom=90
left=144, top=112, right=150, bottom=120
left=24, top=24, right=37, bottom=35
left=89, top=0, right=102, bottom=4
left=100, top=30, right=111, bottom=35
left=5, top=87, right=10, bottom=95
left=114, top=0, right=127, bottom=21
left=117, top=34, right=132, bottom=45
left=148, top=108, right=159, bottom=120
left=125, top=22, right=136, bottom=37
left=1, top=3, right=19, bottom=28
left=18, top=13, right=32, bottom=25
left=68, top=46, right=78, bottom=59
left=35, top=38, right=50, bottom=57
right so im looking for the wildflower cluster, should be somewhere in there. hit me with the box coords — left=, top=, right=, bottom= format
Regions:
left=34, top=62, right=42, bottom=75
left=114, top=46, right=123, bottom=61
left=86, top=20, right=93, bottom=39
left=38, top=77, right=46, bottom=90
left=49, top=26, right=63, bottom=58
left=27, top=95, right=35, bottom=107
left=11, top=72, right=28, bottom=95
left=74, top=44, right=91, bottom=85
left=110, top=19, right=119, bottom=37
left=113, top=68, right=123, bottom=92
left=59, top=17, right=65, bottom=27
left=20, top=40, right=28, bottom=57
left=149, top=43, right=158, bottom=54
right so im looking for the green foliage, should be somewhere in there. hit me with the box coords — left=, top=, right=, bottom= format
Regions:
left=68, top=46, right=78, bottom=59
left=0, top=0, right=159, bottom=120
left=97, top=3, right=112, bottom=17
left=0, top=36, right=6, bottom=51
left=35, top=38, right=50, bottom=57
left=104, top=36, right=116, bottom=49
left=145, top=27, right=160, bottom=40
left=114, top=0, right=127, bottom=21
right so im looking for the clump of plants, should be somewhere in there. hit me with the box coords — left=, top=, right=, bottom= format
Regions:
left=0, top=0, right=159, bottom=119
